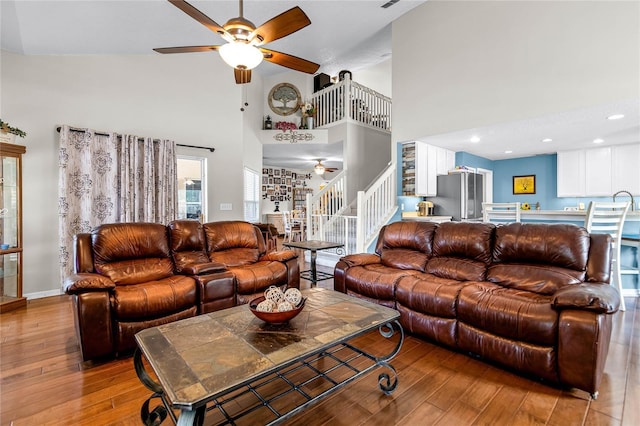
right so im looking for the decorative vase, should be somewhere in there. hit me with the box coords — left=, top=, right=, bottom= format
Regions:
left=307, top=117, right=314, bottom=130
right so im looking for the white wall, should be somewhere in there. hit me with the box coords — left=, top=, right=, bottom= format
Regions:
left=1, top=50, right=256, bottom=296
left=392, top=0, right=640, bottom=144
left=351, top=59, right=392, bottom=98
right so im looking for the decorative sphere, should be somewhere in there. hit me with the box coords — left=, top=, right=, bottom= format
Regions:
left=277, top=301, right=294, bottom=312
left=265, top=286, right=285, bottom=303
left=284, top=288, right=302, bottom=306
left=256, top=300, right=276, bottom=312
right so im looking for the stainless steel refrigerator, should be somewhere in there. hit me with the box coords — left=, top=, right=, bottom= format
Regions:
left=428, top=172, right=484, bottom=221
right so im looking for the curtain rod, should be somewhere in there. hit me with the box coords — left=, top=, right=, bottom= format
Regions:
left=55, top=126, right=215, bottom=152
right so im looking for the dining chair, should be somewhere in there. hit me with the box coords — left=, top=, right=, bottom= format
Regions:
left=482, top=202, right=521, bottom=223
left=282, top=211, right=303, bottom=243
left=585, top=201, right=630, bottom=311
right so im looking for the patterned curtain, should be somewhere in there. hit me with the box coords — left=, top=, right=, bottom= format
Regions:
left=58, top=126, right=177, bottom=283
left=118, top=135, right=177, bottom=223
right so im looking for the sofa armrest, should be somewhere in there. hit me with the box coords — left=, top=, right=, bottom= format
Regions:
left=260, top=250, right=297, bottom=262
left=181, top=262, right=227, bottom=275
left=553, top=283, right=620, bottom=314
left=284, top=257, right=300, bottom=289
left=339, top=253, right=381, bottom=267
left=64, top=273, right=115, bottom=294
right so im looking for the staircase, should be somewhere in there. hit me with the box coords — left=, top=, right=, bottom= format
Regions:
left=279, top=75, right=396, bottom=266
left=305, top=163, right=397, bottom=266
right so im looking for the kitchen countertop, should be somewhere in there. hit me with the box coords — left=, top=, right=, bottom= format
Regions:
left=401, top=212, right=452, bottom=223
left=520, top=210, right=640, bottom=221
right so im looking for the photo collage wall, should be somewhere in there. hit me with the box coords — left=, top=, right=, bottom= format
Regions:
left=261, top=167, right=313, bottom=201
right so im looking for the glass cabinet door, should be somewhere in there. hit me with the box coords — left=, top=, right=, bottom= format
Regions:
left=1, top=142, right=26, bottom=312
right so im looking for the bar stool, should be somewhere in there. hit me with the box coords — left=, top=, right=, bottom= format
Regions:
left=482, top=202, right=521, bottom=223
left=585, top=201, right=630, bottom=311
left=621, top=234, right=640, bottom=283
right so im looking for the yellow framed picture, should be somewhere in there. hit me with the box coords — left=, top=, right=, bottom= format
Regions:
left=513, top=175, right=536, bottom=194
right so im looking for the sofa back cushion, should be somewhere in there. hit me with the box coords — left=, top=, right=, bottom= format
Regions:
left=428, top=222, right=495, bottom=281
left=92, top=223, right=174, bottom=285
left=168, top=219, right=211, bottom=272
left=203, top=221, right=265, bottom=267
left=375, top=221, right=436, bottom=271
left=488, top=223, right=590, bottom=294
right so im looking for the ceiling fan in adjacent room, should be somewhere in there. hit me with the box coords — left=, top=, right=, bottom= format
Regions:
left=313, top=159, right=338, bottom=176
left=154, top=0, right=320, bottom=84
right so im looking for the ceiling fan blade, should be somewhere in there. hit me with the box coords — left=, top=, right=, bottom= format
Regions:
left=260, top=48, right=319, bottom=74
left=169, top=0, right=226, bottom=36
left=154, top=45, right=220, bottom=54
left=234, top=68, right=252, bottom=84
left=252, top=6, right=311, bottom=45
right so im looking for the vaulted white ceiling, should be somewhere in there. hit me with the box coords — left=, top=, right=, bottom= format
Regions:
left=0, top=0, right=425, bottom=77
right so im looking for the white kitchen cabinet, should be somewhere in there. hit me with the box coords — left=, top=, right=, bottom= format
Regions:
left=612, top=144, right=640, bottom=195
left=435, top=146, right=455, bottom=176
left=584, top=147, right=612, bottom=196
left=558, top=144, right=640, bottom=198
left=415, top=142, right=437, bottom=196
left=414, top=143, right=455, bottom=196
left=557, top=150, right=586, bottom=197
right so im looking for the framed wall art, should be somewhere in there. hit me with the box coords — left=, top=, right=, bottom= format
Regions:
left=513, top=175, right=536, bottom=195
left=268, top=83, right=301, bottom=116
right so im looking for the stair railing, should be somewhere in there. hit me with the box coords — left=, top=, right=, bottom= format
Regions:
left=356, top=163, right=397, bottom=253
left=306, top=171, right=348, bottom=242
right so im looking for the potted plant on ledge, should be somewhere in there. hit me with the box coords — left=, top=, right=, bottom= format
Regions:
left=0, top=119, right=27, bottom=144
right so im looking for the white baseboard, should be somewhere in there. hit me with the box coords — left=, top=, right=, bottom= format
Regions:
left=24, top=289, right=63, bottom=300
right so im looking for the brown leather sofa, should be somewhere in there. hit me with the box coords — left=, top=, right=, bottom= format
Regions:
left=334, top=221, right=619, bottom=398
left=64, top=220, right=299, bottom=361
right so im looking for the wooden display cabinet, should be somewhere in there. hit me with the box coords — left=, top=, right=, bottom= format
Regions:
left=1, top=143, right=26, bottom=313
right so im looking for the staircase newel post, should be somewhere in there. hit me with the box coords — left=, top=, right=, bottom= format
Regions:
left=305, top=192, right=312, bottom=240
left=356, top=190, right=365, bottom=253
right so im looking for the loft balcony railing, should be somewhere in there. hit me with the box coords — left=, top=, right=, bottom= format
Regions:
left=311, top=75, right=391, bottom=131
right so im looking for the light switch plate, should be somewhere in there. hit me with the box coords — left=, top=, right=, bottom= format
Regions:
left=220, top=203, right=232, bottom=211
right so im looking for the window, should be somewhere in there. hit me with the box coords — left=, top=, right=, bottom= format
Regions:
left=244, top=167, right=260, bottom=223
left=177, top=156, right=207, bottom=221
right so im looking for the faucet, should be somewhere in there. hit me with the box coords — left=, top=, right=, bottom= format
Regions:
left=613, top=190, right=636, bottom=211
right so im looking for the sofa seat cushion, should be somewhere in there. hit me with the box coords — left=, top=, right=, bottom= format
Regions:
left=229, top=261, right=288, bottom=295
left=343, top=264, right=421, bottom=303
left=396, top=274, right=469, bottom=318
left=457, top=282, right=557, bottom=346
left=112, top=275, right=197, bottom=320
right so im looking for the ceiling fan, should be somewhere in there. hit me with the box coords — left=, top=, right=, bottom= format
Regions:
left=313, top=159, right=338, bottom=175
left=154, top=0, right=320, bottom=84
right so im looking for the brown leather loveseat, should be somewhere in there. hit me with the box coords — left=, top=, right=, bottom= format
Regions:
left=65, top=220, right=299, bottom=361
left=334, top=221, right=619, bottom=398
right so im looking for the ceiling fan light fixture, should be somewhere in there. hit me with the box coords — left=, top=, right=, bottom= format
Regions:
left=219, top=41, right=263, bottom=70
left=314, top=163, right=325, bottom=175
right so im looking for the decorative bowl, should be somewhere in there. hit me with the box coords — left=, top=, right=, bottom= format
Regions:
left=249, top=296, right=306, bottom=324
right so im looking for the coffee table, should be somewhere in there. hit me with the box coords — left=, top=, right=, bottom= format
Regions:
left=134, top=288, right=403, bottom=425
left=282, top=240, right=344, bottom=285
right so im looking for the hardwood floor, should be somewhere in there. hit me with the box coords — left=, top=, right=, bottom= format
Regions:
left=1, top=272, right=638, bottom=425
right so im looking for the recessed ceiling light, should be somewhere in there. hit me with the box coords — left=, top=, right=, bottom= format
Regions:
left=593, top=138, right=604, bottom=144
left=505, top=150, right=513, bottom=154
left=542, top=138, right=553, bottom=143
left=470, top=136, right=480, bottom=143
left=607, top=114, right=625, bottom=120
